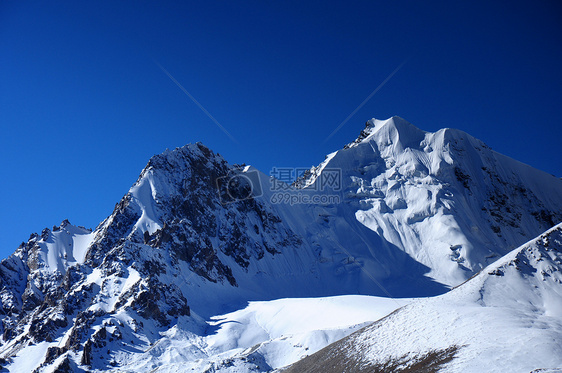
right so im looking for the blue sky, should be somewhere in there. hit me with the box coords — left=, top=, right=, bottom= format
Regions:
left=1, top=1, right=561, bottom=257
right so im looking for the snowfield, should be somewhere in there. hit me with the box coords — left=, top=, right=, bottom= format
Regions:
left=8, top=295, right=408, bottom=372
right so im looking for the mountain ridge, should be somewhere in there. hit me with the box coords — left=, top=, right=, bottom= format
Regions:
left=294, top=116, right=562, bottom=285
left=1, top=116, right=561, bottom=372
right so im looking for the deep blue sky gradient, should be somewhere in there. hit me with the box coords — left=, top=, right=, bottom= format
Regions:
left=1, top=1, right=561, bottom=257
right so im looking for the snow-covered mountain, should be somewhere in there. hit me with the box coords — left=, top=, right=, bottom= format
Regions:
left=0, top=116, right=561, bottom=372
left=294, top=117, right=562, bottom=286
left=284, top=222, right=562, bottom=373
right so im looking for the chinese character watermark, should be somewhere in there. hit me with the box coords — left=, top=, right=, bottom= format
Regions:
left=215, top=166, right=343, bottom=205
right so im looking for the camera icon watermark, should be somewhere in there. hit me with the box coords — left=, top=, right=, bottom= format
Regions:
left=216, top=169, right=263, bottom=204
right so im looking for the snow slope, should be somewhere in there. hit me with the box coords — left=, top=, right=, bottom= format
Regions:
left=4, top=295, right=407, bottom=373
left=37, top=222, right=94, bottom=272
left=110, top=295, right=409, bottom=373
left=284, top=223, right=562, bottom=373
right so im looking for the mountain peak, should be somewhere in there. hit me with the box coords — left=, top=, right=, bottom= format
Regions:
left=365, top=115, right=411, bottom=132
left=310, top=116, right=562, bottom=286
left=345, top=116, right=427, bottom=152
left=145, top=142, right=224, bottom=174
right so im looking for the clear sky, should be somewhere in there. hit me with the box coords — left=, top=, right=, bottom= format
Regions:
left=1, top=1, right=561, bottom=258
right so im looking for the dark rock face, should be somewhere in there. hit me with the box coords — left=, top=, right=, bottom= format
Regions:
left=51, top=356, right=73, bottom=373
left=0, top=231, right=74, bottom=345
left=86, top=143, right=301, bottom=286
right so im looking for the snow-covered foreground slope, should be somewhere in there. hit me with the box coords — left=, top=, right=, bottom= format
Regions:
left=5, top=295, right=407, bottom=372
left=124, top=295, right=410, bottom=372
left=284, top=223, right=562, bottom=373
